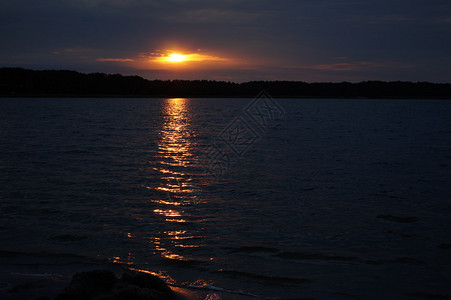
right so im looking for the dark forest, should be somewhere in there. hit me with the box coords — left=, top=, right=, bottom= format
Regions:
left=1, top=68, right=450, bottom=98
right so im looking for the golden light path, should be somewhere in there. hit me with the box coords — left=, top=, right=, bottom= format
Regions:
left=109, top=98, right=208, bottom=271
left=151, top=98, right=204, bottom=262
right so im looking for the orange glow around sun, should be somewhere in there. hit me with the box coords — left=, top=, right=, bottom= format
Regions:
left=150, top=50, right=229, bottom=66
left=153, top=52, right=189, bottom=63
left=166, top=53, right=186, bottom=62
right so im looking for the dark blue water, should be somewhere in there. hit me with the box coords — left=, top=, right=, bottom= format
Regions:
left=0, top=97, right=450, bottom=299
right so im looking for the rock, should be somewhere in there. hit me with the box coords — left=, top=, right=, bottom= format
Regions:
left=111, top=283, right=166, bottom=300
left=56, top=269, right=175, bottom=300
left=121, top=271, right=174, bottom=298
left=56, top=270, right=117, bottom=300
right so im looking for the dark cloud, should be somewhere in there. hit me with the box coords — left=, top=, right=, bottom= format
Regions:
left=1, top=0, right=450, bottom=82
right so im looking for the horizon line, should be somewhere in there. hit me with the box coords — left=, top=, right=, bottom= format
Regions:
left=1, top=67, right=450, bottom=85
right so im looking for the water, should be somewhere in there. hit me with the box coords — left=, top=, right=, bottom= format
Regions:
left=0, top=97, right=450, bottom=299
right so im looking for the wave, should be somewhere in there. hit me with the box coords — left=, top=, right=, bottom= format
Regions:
left=215, top=269, right=311, bottom=286
left=184, top=283, right=261, bottom=298
left=273, top=251, right=424, bottom=265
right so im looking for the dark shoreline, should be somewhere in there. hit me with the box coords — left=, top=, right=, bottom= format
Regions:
left=2, top=95, right=451, bottom=99
left=0, top=267, right=206, bottom=300
left=2, top=67, right=451, bottom=99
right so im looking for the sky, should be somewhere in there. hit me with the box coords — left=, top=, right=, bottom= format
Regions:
left=1, top=0, right=451, bottom=82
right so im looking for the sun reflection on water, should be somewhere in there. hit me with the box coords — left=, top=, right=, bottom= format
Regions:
left=153, top=98, right=199, bottom=204
left=148, top=98, right=204, bottom=263
left=109, top=98, right=208, bottom=271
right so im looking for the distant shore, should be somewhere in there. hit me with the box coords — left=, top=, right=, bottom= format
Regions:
left=1, top=67, right=451, bottom=99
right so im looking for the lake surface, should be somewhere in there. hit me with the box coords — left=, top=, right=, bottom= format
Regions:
left=0, top=97, right=450, bottom=299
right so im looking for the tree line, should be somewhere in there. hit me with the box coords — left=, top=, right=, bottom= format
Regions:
left=1, top=67, right=451, bottom=98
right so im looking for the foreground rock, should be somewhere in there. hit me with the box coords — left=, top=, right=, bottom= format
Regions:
left=56, top=269, right=176, bottom=300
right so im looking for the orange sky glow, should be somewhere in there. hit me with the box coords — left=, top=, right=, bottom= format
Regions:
left=3, top=1, right=451, bottom=82
left=148, top=50, right=231, bottom=66
left=96, top=49, right=233, bottom=68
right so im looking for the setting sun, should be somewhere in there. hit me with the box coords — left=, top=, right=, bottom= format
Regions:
left=148, top=50, right=230, bottom=67
left=167, top=53, right=186, bottom=62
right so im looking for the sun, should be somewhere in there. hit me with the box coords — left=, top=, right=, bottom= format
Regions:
left=149, top=50, right=230, bottom=66
left=167, top=53, right=186, bottom=62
